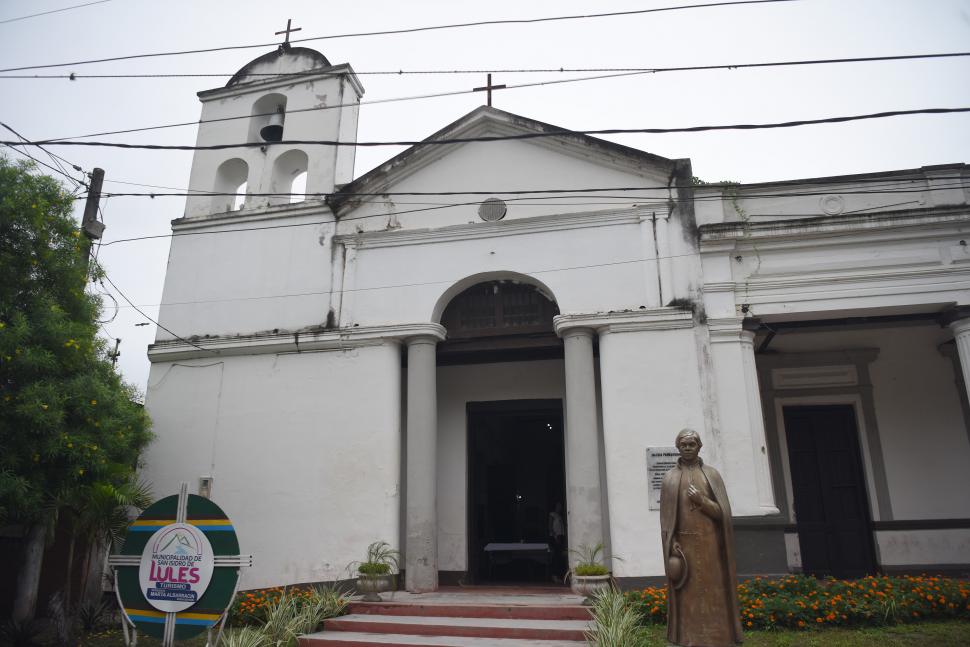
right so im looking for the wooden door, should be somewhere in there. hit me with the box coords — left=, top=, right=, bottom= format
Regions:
left=783, top=405, right=877, bottom=578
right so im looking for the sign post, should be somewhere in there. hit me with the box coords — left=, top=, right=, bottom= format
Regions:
left=108, top=483, right=252, bottom=646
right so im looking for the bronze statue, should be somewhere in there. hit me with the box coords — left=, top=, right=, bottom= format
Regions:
left=660, top=429, right=742, bottom=646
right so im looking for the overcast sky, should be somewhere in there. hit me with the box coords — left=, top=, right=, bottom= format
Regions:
left=1, top=0, right=968, bottom=393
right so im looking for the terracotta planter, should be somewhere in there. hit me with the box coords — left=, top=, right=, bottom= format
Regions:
left=570, top=574, right=611, bottom=605
left=356, top=573, right=394, bottom=602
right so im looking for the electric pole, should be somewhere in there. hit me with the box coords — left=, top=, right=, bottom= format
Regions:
left=81, top=167, right=105, bottom=268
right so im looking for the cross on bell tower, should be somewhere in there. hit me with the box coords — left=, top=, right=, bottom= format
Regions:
left=275, top=18, right=302, bottom=49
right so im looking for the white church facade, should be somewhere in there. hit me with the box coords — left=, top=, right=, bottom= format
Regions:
left=142, top=46, right=970, bottom=592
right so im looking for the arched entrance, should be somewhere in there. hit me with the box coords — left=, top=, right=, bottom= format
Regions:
left=437, top=280, right=567, bottom=585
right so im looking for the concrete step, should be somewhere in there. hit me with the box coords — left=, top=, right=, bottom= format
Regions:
left=320, top=614, right=591, bottom=642
left=299, top=632, right=587, bottom=647
left=348, top=601, right=591, bottom=621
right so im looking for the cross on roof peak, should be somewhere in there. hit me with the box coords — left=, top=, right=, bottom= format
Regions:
left=275, top=18, right=302, bottom=46
left=473, top=73, right=507, bottom=108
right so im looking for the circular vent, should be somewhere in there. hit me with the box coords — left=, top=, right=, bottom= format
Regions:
left=478, top=198, right=507, bottom=222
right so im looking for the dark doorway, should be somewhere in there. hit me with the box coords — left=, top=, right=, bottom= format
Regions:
left=467, top=400, right=566, bottom=584
left=783, top=405, right=877, bottom=578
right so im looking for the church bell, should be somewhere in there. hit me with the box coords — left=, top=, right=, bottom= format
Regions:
left=260, top=106, right=285, bottom=142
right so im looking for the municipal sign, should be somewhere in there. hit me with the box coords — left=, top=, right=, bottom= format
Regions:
left=108, top=483, right=252, bottom=645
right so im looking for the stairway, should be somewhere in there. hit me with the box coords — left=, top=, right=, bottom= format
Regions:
left=299, top=588, right=592, bottom=647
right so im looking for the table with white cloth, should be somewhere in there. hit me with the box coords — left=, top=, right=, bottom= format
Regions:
left=483, top=542, right=551, bottom=579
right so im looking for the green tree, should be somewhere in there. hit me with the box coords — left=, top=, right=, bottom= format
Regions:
left=0, top=157, right=152, bottom=622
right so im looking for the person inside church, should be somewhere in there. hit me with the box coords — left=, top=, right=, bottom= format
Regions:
left=548, top=501, right=565, bottom=580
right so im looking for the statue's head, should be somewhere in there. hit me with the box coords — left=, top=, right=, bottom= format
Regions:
left=675, top=428, right=702, bottom=462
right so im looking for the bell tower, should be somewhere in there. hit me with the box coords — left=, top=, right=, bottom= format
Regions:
left=183, top=46, right=364, bottom=217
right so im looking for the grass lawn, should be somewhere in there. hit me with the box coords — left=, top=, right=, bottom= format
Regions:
left=72, top=621, right=970, bottom=646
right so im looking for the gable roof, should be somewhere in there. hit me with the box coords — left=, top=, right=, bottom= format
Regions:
left=328, top=106, right=685, bottom=215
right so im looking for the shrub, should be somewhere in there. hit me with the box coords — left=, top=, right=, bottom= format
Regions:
left=78, top=595, right=113, bottom=632
left=357, top=562, right=391, bottom=576
left=575, top=563, right=610, bottom=576
left=229, top=586, right=348, bottom=629
left=351, top=540, right=400, bottom=576
left=219, top=626, right=269, bottom=647
left=586, top=587, right=651, bottom=647
left=568, top=542, right=613, bottom=577
left=624, top=574, right=970, bottom=630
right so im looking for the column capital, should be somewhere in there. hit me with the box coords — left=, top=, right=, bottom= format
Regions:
left=553, top=308, right=693, bottom=337
left=940, top=305, right=970, bottom=330
left=560, top=326, right=595, bottom=340
left=949, top=315, right=970, bottom=338
left=401, top=323, right=447, bottom=345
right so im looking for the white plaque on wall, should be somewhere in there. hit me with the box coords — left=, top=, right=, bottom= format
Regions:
left=647, top=447, right=680, bottom=510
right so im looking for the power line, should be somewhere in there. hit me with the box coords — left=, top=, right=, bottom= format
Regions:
left=93, top=181, right=970, bottom=200
left=33, top=52, right=970, bottom=143
left=95, top=260, right=216, bottom=354
left=11, top=108, right=970, bottom=152
left=1, top=51, right=966, bottom=81
left=35, top=70, right=664, bottom=142
left=101, top=172, right=967, bottom=197
left=97, top=209, right=970, bottom=314
left=110, top=252, right=706, bottom=312
left=0, top=121, right=83, bottom=188
left=0, top=0, right=111, bottom=25
left=93, top=181, right=970, bottom=249
left=2, top=142, right=77, bottom=181
left=0, top=0, right=796, bottom=73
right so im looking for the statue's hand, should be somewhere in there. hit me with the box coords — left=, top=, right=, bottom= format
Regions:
left=686, top=484, right=704, bottom=504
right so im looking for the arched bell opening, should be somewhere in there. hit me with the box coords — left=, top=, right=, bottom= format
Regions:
left=269, top=149, right=309, bottom=206
left=211, top=158, right=249, bottom=213
left=249, top=93, right=288, bottom=143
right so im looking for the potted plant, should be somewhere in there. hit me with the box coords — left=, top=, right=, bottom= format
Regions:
left=566, top=543, right=615, bottom=604
left=351, top=541, right=400, bottom=602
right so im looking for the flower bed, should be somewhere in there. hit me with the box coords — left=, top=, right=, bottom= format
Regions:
left=625, top=575, right=970, bottom=630
left=230, top=585, right=336, bottom=625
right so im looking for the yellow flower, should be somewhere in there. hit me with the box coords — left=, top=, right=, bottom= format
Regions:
left=90, top=399, right=97, bottom=405
left=41, top=404, right=48, bottom=410
left=78, top=469, right=85, bottom=475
